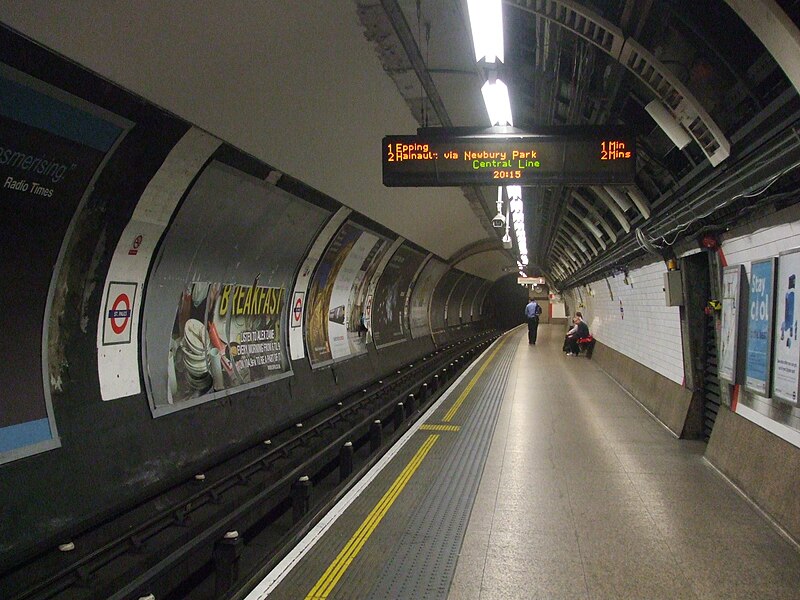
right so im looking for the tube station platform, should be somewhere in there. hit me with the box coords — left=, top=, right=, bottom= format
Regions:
left=243, top=325, right=800, bottom=600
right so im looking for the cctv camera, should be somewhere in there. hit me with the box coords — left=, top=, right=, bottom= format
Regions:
left=492, top=212, right=506, bottom=228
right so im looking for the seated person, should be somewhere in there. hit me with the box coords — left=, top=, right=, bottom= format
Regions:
left=565, top=316, right=590, bottom=355
left=563, top=317, right=578, bottom=352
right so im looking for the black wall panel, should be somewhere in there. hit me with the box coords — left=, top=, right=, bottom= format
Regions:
left=430, top=269, right=462, bottom=344
left=484, top=274, right=528, bottom=331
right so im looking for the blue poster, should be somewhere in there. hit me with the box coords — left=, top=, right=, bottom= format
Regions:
left=746, top=258, right=776, bottom=395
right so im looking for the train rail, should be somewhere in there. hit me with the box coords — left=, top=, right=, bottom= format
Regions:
left=2, top=331, right=499, bottom=600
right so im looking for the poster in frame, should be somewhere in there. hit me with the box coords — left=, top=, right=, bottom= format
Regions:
left=745, top=257, right=777, bottom=396
left=772, top=248, right=800, bottom=404
left=719, top=264, right=746, bottom=383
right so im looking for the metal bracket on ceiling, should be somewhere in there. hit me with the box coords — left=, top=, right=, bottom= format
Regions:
left=506, top=0, right=731, bottom=166
left=571, top=190, right=617, bottom=242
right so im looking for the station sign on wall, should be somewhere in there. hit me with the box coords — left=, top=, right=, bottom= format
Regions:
left=102, top=282, right=138, bottom=345
left=518, top=277, right=546, bottom=286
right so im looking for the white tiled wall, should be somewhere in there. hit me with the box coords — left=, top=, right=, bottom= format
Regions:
left=559, top=210, right=800, bottom=445
left=722, top=220, right=800, bottom=269
left=566, top=261, right=684, bottom=384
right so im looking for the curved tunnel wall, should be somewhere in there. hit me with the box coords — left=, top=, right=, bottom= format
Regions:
left=0, top=29, right=498, bottom=567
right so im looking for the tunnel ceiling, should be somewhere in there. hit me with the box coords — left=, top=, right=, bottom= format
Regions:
left=3, top=2, right=800, bottom=287
left=358, top=0, right=800, bottom=290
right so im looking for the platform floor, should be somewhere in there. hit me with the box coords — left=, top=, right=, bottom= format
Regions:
left=247, top=325, right=800, bottom=600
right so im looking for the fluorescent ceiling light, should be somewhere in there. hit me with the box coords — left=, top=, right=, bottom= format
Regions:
left=506, top=185, right=521, bottom=199
left=467, top=0, right=504, bottom=63
left=481, top=79, right=513, bottom=126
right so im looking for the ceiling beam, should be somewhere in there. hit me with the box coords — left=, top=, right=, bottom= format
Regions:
left=724, top=0, right=800, bottom=97
left=591, top=186, right=632, bottom=233
left=505, top=0, right=730, bottom=166
left=562, top=218, right=599, bottom=256
left=572, top=191, right=618, bottom=242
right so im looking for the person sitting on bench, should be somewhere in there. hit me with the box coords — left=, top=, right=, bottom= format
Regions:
left=565, top=316, right=590, bottom=356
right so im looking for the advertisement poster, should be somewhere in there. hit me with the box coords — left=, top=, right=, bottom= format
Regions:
left=167, top=281, right=288, bottom=403
left=409, top=258, right=449, bottom=339
left=371, top=245, right=426, bottom=348
left=306, top=222, right=389, bottom=367
left=773, top=250, right=800, bottom=403
left=719, top=265, right=744, bottom=383
left=141, top=160, right=329, bottom=415
left=745, top=258, right=776, bottom=396
left=0, top=67, right=125, bottom=463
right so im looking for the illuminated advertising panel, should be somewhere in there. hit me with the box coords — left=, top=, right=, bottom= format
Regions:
left=719, top=264, right=746, bottom=383
left=142, top=160, right=330, bottom=414
left=383, top=127, right=635, bottom=187
left=471, top=280, right=492, bottom=321
left=446, top=273, right=473, bottom=328
left=459, top=277, right=484, bottom=323
left=430, top=270, right=462, bottom=344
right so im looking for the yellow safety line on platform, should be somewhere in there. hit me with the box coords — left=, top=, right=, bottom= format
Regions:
left=304, top=434, right=440, bottom=600
left=419, top=424, right=461, bottom=432
left=442, top=336, right=507, bottom=423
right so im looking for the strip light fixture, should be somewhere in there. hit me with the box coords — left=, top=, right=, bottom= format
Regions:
left=467, top=0, right=528, bottom=270
left=507, top=185, right=528, bottom=266
left=481, top=79, right=513, bottom=127
left=467, top=0, right=504, bottom=63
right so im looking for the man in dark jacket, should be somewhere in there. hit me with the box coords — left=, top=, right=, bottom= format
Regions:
left=524, top=298, right=542, bottom=344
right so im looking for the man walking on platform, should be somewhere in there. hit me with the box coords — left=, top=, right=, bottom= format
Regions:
left=525, top=298, right=542, bottom=344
